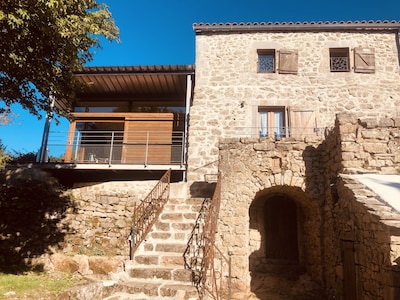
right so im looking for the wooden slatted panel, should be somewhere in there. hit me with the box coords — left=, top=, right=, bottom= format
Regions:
left=289, top=108, right=317, bottom=138
left=122, top=113, right=173, bottom=164
left=279, top=49, right=298, bottom=74
left=354, top=47, right=375, bottom=73
left=64, top=121, right=76, bottom=162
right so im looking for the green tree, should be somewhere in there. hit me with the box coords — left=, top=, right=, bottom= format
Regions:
left=0, top=139, right=9, bottom=169
left=0, top=0, right=119, bottom=119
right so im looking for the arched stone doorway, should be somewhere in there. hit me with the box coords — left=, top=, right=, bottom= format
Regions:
left=248, top=186, right=324, bottom=299
left=249, top=190, right=303, bottom=273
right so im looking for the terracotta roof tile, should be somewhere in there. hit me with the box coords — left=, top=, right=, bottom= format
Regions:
left=193, top=20, right=400, bottom=33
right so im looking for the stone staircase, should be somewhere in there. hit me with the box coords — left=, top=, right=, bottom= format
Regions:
left=102, top=197, right=204, bottom=300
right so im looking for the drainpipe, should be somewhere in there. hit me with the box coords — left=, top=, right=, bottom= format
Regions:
left=396, top=30, right=400, bottom=68
left=37, top=95, right=55, bottom=163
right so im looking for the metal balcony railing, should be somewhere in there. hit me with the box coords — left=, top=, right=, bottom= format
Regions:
left=232, top=126, right=326, bottom=139
left=46, top=130, right=186, bottom=166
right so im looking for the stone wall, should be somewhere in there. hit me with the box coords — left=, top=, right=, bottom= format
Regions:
left=58, top=181, right=158, bottom=257
left=0, top=166, right=159, bottom=271
left=326, top=175, right=397, bottom=300
left=215, top=113, right=400, bottom=299
left=217, top=135, right=327, bottom=294
left=339, top=114, right=400, bottom=174
left=188, top=30, right=400, bottom=184
left=322, top=113, right=400, bottom=299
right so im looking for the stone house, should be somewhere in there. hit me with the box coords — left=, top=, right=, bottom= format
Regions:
left=25, top=20, right=400, bottom=299
left=188, top=20, right=400, bottom=183
left=184, top=20, right=400, bottom=299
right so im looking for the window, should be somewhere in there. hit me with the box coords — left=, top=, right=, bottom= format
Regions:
left=259, top=107, right=286, bottom=139
left=330, top=48, right=350, bottom=72
left=258, top=49, right=275, bottom=73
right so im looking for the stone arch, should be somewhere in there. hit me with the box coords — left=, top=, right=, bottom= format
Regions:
left=249, top=185, right=322, bottom=279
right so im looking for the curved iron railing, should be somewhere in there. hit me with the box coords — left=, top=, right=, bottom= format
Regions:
left=128, top=169, right=171, bottom=259
left=184, top=174, right=232, bottom=299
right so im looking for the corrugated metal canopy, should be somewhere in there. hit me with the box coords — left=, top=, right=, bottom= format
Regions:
left=58, top=65, right=195, bottom=111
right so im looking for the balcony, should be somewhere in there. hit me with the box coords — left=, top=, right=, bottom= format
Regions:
left=46, top=130, right=186, bottom=170
left=232, top=126, right=326, bottom=139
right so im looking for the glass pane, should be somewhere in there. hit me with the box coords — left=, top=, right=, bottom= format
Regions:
left=274, top=111, right=284, bottom=138
left=260, top=112, right=268, bottom=137
left=258, top=55, right=275, bottom=72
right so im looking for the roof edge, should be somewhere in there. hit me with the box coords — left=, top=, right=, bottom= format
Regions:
left=193, top=20, right=400, bottom=34
left=75, top=64, right=195, bottom=75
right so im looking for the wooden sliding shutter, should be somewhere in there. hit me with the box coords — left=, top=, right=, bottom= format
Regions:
left=354, top=47, right=375, bottom=73
left=279, top=49, right=298, bottom=74
left=122, top=113, right=173, bottom=164
left=289, top=108, right=317, bottom=138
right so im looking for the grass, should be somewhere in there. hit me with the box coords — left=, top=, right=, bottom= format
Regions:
left=0, top=271, right=86, bottom=299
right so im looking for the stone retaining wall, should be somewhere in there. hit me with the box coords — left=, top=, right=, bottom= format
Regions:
left=328, top=175, right=399, bottom=300
left=59, top=181, right=158, bottom=257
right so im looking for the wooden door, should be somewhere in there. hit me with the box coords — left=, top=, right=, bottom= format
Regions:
left=264, top=196, right=299, bottom=262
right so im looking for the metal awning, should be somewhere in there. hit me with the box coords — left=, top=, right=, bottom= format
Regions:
left=56, top=64, right=195, bottom=111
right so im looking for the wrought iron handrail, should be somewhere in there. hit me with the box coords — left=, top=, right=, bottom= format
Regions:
left=128, top=169, right=171, bottom=259
left=184, top=174, right=232, bottom=300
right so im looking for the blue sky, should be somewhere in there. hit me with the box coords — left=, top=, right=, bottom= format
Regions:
left=1, top=0, right=400, bottom=154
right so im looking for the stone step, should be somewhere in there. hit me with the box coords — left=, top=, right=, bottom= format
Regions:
left=127, top=267, right=192, bottom=282
left=154, top=221, right=196, bottom=232
left=142, top=242, right=188, bottom=254
left=163, top=203, right=201, bottom=212
left=168, top=197, right=205, bottom=205
left=133, top=254, right=185, bottom=267
left=160, top=212, right=198, bottom=221
left=106, top=280, right=198, bottom=299
left=147, top=231, right=191, bottom=241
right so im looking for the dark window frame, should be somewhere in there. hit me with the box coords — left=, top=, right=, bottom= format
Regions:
left=258, top=49, right=276, bottom=73
left=330, top=48, right=350, bottom=72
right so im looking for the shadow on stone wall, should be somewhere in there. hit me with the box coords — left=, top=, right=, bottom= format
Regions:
left=0, top=168, right=75, bottom=273
left=189, top=181, right=216, bottom=198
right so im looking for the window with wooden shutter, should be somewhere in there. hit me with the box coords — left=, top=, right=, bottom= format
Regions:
left=289, top=108, right=318, bottom=138
left=279, top=49, right=298, bottom=74
left=354, top=47, right=375, bottom=73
